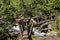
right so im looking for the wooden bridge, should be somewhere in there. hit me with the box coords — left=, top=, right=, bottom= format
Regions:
left=16, top=15, right=55, bottom=40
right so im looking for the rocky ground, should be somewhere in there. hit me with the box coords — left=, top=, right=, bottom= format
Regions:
left=34, top=36, right=60, bottom=40
left=33, top=31, right=60, bottom=40
left=17, top=31, right=60, bottom=40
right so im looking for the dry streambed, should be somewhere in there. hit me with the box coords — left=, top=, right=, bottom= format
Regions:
left=34, top=36, right=60, bottom=40
left=33, top=31, right=60, bottom=40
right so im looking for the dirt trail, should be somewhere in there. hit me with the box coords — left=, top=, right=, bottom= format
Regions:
left=35, top=36, right=60, bottom=40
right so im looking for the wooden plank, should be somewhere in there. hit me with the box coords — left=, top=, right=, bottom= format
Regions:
left=22, top=30, right=29, bottom=40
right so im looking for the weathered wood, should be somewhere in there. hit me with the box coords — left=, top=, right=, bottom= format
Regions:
left=34, top=19, right=54, bottom=25
left=19, top=25, right=23, bottom=40
left=22, top=30, right=29, bottom=40
left=16, top=15, right=55, bottom=40
left=29, top=22, right=33, bottom=36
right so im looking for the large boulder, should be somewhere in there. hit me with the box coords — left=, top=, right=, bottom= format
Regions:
left=33, top=28, right=46, bottom=36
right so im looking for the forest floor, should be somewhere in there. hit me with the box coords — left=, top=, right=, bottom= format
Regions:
left=17, top=30, right=60, bottom=40
left=32, top=30, right=60, bottom=40
left=34, top=36, right=60, bottom=40
left=17, top=34, right=60, bottom=40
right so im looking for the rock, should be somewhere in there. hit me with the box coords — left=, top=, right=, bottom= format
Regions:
left=8, top=24, right=20, bottom=36
left=12, top=24, right=20, bottom=31
left=33, top=28, right=46, bottom=36
left=46, top=31, right=57, bottom=36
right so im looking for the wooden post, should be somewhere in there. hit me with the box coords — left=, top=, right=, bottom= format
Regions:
left=19, top=25, right=23, bottom=40
left=29, top=23, right=33, bottom=36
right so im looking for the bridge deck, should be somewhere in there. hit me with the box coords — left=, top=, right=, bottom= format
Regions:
left=22, top=30, right=29, bottom=40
